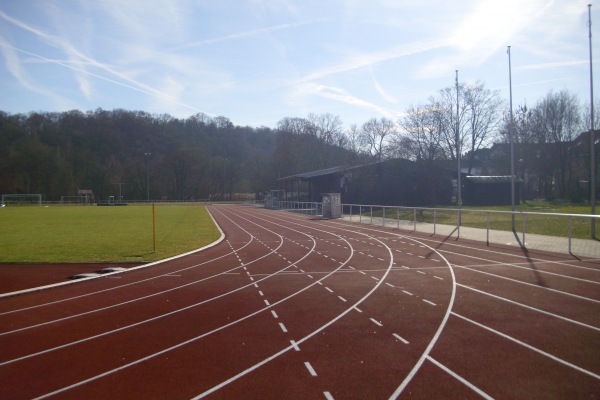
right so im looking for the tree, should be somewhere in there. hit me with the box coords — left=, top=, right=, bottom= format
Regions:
left=359, top=117, right=397, bottom=161
left=462, top=81, right=504, bottom=173
left=397, top=102, right=446, bottom=161
left=532, top=90, right=581, bottom=198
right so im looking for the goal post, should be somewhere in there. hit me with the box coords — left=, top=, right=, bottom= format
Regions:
left=60, top=196, right=89, bottom=205
left=1, top=194, right=42, bottom=206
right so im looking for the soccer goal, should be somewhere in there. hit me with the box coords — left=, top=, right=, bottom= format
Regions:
left=60, top=196, right=90, bottom=205
left=1, top=194, right=42, bottom=206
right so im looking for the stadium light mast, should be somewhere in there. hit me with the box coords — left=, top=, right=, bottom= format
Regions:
left=588, top=4, right=596, bottom=238
left=508, top=45, right=516, bottom=231
left=456, top=70, right=462, bottom=230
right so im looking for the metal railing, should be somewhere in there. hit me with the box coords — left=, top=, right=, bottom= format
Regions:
left=263, top=201, right=599, bottom=256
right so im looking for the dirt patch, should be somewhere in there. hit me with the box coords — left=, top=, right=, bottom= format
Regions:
left=0, top=263, right=143, bottom=294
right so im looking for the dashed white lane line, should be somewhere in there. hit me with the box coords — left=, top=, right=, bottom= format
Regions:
left=258, top=291, right=264, bottom=297
left=371, top=276, right=379, bottom=281
left=434, top=276, right=444, bottom=281
left=370, top=318, right=383, bottom=327
left=423, top=299, right=437, bottom=306
left=264, top=299, right=270, bottom=306
left=354, top=306, right=363, bottom=313
left=305, top=361, right=318, bottom=377
left=279, top=322, right=288, bottom=333
left=417, top=271, right=426, bottom=275
left=307, top=274, right=314, bottom=279
left=338, top=296, right=347, bottom=302
left=402, top=290, right=414, bottom=296
left=385, top=283, right=395, bottom=288
left=290, top=340, right=300, bottom=351
left=271, top=310, right=278, bottom=319
left=393, top=333, right=409, bottom=345
left=324, top=391, right=335, bottom=400
left=325, top=287, right=334, bottom=293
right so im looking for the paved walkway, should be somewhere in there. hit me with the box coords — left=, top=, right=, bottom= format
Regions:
left=341, top=215, right=600, bottom=259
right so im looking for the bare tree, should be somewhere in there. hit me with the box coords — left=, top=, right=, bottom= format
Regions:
left=532, top=90, right=581, bottom=197
left=397, top=101, right=447, bottom=161
left=307, top=113, right=344, bottom=145
left=463, top=81, right=504, bottom=173
left=359, top=117, right=397, bottom=161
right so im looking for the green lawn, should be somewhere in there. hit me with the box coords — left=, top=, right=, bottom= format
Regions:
left=0, top=204, right=221, bottom=263
left=351, top=201, right=598, bottom=240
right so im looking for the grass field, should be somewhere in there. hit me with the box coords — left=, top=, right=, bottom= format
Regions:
left=0, top=204, right=221, bottom=263
left=350, top=201, right=598, bottom=240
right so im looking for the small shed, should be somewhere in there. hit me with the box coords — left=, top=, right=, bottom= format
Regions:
left=322, top=193, right=341, bottom=219
left=463, top=176, right=520, bottom=206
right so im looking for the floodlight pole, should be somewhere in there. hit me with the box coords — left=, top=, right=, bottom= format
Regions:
left=588, top=4, right=596, bottom=238
left=508, top=45, right=516, bottom=231
left=456, top=70, right=462, bottom=231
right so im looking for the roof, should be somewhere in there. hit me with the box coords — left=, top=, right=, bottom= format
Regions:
left=278, top=165, right=350, bottom=181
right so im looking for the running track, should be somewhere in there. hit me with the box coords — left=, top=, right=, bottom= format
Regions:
left=1, top=204, right=599, bottom=399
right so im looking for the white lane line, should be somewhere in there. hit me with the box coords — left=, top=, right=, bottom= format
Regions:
left=325, top=287, right=334, bottom=293
left=279, top=322, right=288, bottom=333
left=417, top=271, right=426, bottom=275
left=423, top=299, right=437, bottom=306
left=370, top=318, right=383, bottom=327
left=427, top=356, right=494, bottom=400
left=452, top=312, right=600, bottom=380
left=271, top=310, right=279, bottom=319
left=264, top=299, right=270, bottom=306
left=338, top=296, right=347, bottom=302
left=454, top=264, right=600, bottom=304
left=354, top=307, right=363, bottom=313
left=402, top=290, right=414, bottom=296
left=305, top=361, right=318, bottom=377
left=323, top=391, right=335, bottom=400
left=457, top=283, right=600, bottom=332
left=393, top=333, right=409, bottom=345
left=359, top=271, right=366, bottom=275
left=434, top=276, right=444, bottom=280
left=307, top=274, right=314, bottom=279
left=258, top=291, right=264, bottom=297
left=385, top=283, right=395, bottom=288
left=290, top=340, right=300, bottom=351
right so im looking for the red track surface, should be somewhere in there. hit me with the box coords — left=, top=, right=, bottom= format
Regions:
left=1, top=204, right=599, bottom=399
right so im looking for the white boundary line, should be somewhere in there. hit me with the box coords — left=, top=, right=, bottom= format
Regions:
left=0, top=207, right=226, bottom=299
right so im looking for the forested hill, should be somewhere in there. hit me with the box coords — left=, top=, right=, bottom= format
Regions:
left=0, top=109, right=362, bottom=201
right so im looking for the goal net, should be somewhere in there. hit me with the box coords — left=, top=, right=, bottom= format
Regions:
left=1, top=194, right=42, bottom=206
left=60, top=196, right=90, bottom=205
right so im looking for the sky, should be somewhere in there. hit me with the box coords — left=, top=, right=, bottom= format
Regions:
left=0, top=0, right=597, bottom=129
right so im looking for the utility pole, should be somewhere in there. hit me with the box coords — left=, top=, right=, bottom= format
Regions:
left=508, top=46, right=516, bottom=231
left=588, top=4, right=596, bottom=238
left=456, top=70, right=462, bottom=233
